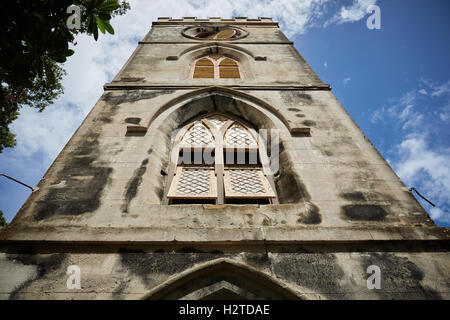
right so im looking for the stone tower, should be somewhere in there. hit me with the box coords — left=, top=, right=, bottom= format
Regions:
left=0, top=17, right=449, bottom=300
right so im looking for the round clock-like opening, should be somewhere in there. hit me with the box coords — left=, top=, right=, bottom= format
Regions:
left=182, top=26, right=248, bottom=40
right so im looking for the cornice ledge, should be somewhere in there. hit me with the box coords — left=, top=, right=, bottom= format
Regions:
left=103, top=83, right=332, bottom=91
left=1, top=226, right=448, bottom=244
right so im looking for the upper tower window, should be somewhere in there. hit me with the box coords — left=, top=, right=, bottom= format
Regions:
left=190, top=56, right=243, bottom=79
left=193, top=58, right=215, bottom=78
left=219, top=58, right=240, bottom=79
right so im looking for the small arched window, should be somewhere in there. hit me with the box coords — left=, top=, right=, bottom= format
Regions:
left=219, top=58, right=240, bottom=79
left=165, top=114, right=277, bottom=205
left=192, top=58, right=214, bottom=79
left=190, top=56, right=243, bottom=79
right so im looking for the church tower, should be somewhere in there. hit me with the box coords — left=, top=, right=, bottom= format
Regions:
left=0, top=17, right=449, bottom=300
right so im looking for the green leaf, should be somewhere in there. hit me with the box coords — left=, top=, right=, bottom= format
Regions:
left=90, top=0, right=103, bottom=9
left=96, top=16, right=106, bottom=34
left=103, top=20, right=114, bottom=35
left=45, top=63, right=56, bottom=83
left=98, top=12, right=112, bottom=21
left=32, top=12, right=45, bottom=22
left=52, top=54, right=67, bottom=63
left=87, top=16, right=95, bottom=34
left=100, top=0, right=120, bottom=12
left=93, top=23, right=99, bottom=40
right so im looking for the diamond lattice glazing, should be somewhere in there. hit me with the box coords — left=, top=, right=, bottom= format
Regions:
left=229, top=169, right=265, bottom=194
left=176, top=168, right=211, bottom=195
left=182, top=122, right=213, bottom=145
left=225, top=123, right=256, bottom=146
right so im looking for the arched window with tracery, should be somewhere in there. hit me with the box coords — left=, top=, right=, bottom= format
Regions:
left=190, top=55, right=243, bottom=79
left=165, top=114, right=277, bottom=205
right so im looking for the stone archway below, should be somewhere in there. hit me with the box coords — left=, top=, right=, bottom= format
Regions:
left=142, top=258, right=303, bottom=300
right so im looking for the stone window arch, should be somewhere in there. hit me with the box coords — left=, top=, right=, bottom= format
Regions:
left=190, top=55, right=243, bottom=79
left=165, top=113, right=277, bottom=205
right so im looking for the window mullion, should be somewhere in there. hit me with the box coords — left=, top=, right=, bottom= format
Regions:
left=214, top=59, right=219, bottom=79
left=216, top=119, right=225, bottom=203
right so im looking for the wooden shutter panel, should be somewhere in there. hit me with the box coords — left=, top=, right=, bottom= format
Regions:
left=193, top=58, right=215, bottom=78
left=219, top=58, right=240, bottom=79
left=224, top=168, right=276, bottom=199
left=167, top=167, right=217, bottom=199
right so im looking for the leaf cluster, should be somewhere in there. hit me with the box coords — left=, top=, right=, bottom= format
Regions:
left=0, top=0, right=130, bottom=152
left=0, top=210, right=7, bottom=227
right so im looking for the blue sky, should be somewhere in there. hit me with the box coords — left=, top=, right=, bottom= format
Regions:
left=1, top=0, right=449, bottom=226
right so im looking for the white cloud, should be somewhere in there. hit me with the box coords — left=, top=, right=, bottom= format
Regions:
left=371, top=80, right=450, bottom=225
left=397, top=90, right=416, bottom=107
left=431, top=80, right=450, bottom=97
left=324, top=61, right=328, bottom=67
left=11, top=105, right=83, bottom=163
left=370, top=106, right=385, bottom=123
left=418, top=89, right=427, bottom=95
left=398, top=104, right=423, bottom=131
left=401, top=113, right=423, bottom=131
left=10, top=34, right=110, bottom=163
left=439, top=104, right=450, bottom=122
left=399, top=104, right=414, bottom=121
left=392, top=135, right=450, bottom=224
left=430, top=207, right=445, bottom=221
left=371, top=89, right=425, bottom=131
left=343, top=77, right=351, bottom=85
left=326, top=0, right=377, bottom=26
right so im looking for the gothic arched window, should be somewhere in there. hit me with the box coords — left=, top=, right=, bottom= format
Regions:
left=190, top=56, right=243, bottom=79
left=165, top=114, right=277, bottom=205
left=219, top=58, right=240, bottom=79
left=192, top=57, right=214, bottom=79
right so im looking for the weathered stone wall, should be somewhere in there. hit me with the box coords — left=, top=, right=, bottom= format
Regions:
left=4, top=87, right=433, bottom=229
left=1, top=246, right=449, bottom=300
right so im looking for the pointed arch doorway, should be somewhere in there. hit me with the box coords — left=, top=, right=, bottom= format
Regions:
left=142, top=259, right=302, bottom=300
